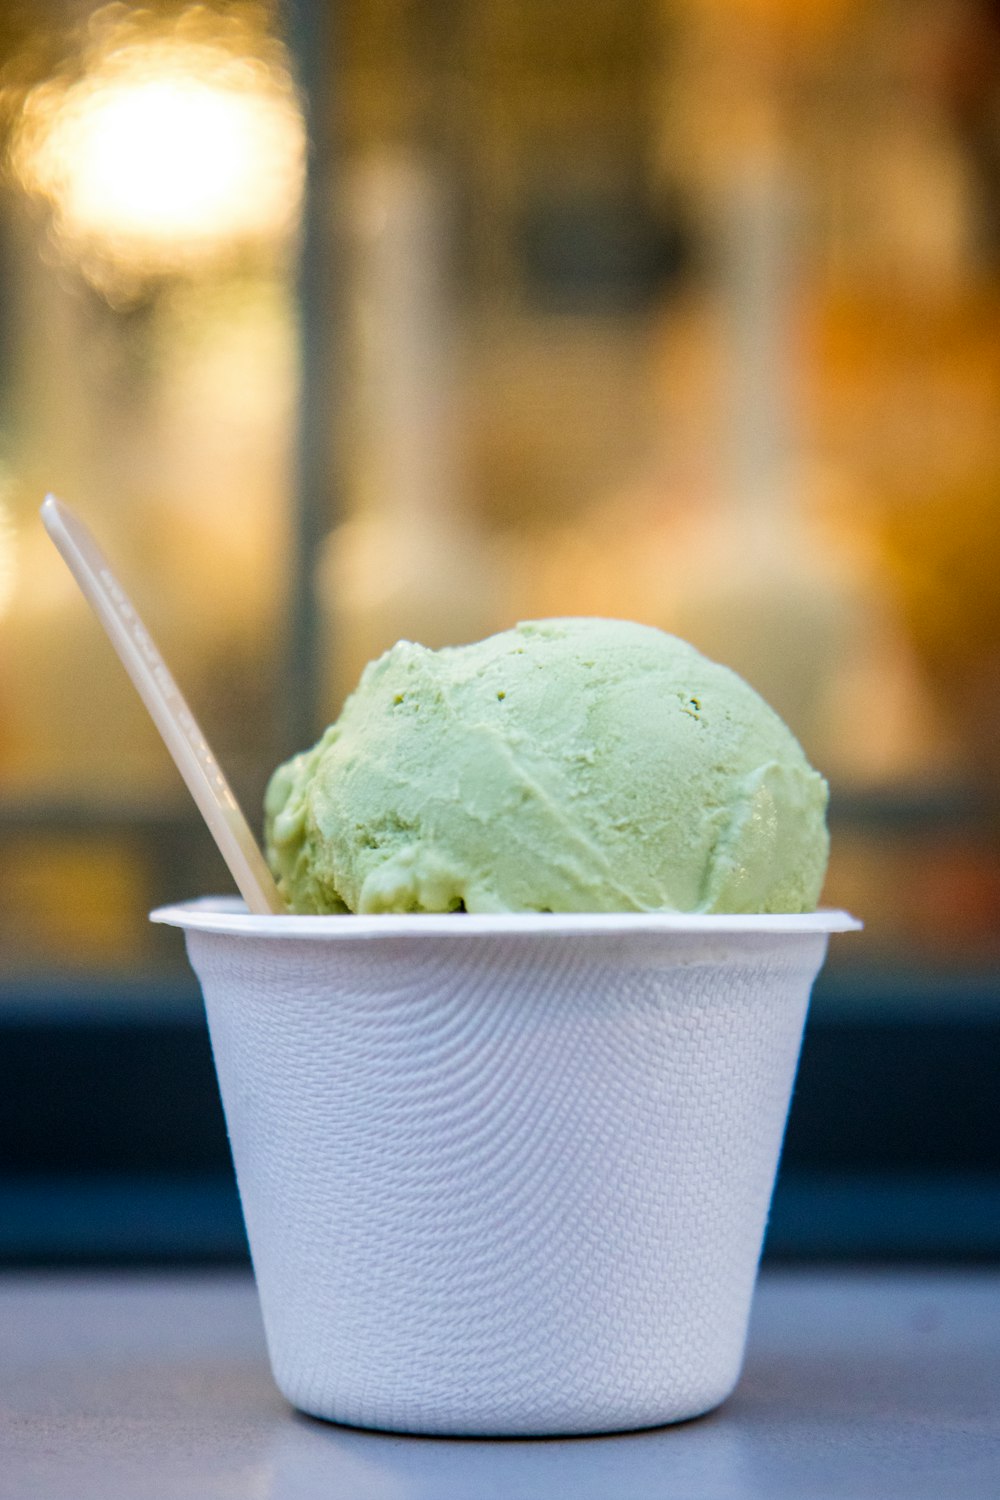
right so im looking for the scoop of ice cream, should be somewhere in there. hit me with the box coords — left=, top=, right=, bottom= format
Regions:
left=265, top=618, right=829, bottom=915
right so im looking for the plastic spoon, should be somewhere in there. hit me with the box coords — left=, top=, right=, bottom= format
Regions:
left=40, top=495, right=285, bottom=915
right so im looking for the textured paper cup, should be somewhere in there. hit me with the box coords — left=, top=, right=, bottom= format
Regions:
left=152, top=900, right=859, bottom=1437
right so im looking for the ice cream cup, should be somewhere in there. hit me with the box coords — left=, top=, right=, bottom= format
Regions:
left=152, top=899, right=859, bottom=1437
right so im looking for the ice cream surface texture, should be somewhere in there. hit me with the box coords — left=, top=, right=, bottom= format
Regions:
left=265, top=618, right=829, bottom=915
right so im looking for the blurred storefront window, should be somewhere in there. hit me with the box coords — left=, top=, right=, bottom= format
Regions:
left=0, top=0, right=998, bottom=986
left=0, top=1, right=302, bottom=976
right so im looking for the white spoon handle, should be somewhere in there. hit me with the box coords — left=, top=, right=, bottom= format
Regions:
left=41, top=495, right=285, bottom=915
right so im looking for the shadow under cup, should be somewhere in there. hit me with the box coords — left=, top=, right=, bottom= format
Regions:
left=151, top=902, right=859, bottom=1437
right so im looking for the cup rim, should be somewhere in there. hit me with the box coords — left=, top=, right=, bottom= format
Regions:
left=150, top=896, right=862, bottom=940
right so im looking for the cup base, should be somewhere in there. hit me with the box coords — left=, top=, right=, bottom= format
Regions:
left=275, top=1364, right=743, bottom=1438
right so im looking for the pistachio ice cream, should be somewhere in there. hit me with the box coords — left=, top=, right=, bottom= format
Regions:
left=264, top=618, right=829, bottom=915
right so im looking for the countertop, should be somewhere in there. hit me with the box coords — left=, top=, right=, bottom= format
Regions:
left=2, top=1269, right=998, bottom=1499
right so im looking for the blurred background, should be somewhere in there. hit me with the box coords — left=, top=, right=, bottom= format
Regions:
left=0, top=0, right=997, bottom=1264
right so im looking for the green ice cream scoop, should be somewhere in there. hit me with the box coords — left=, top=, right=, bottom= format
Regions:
left=265, top=618, right=829, bottom=915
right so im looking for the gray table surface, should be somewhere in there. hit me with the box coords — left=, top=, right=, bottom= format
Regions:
left=1, top=1269, right=998, bottom=1500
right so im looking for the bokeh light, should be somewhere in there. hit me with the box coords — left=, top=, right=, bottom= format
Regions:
left=10, top=5, right=304, bottom=288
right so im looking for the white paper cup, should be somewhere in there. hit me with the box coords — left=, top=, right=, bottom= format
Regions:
left=152, top=900, right=859, bottom=1437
